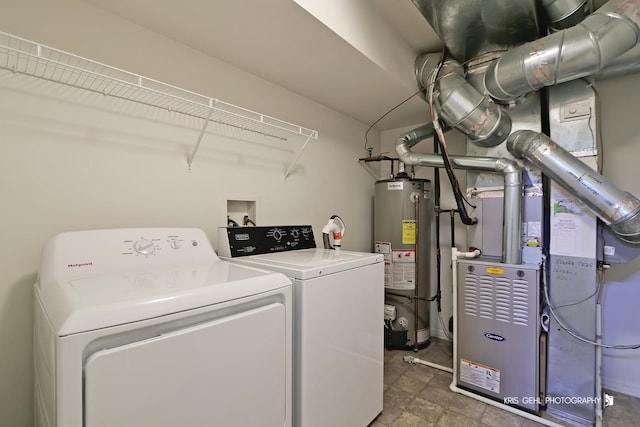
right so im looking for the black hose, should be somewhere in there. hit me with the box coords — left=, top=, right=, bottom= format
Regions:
left=435, top=131, right=477, bottom=225
left=450, top=210, right=456, bottom=247
left=428, top=49, right=475, bottom=226
left=434, top=136, right=443, bottom=313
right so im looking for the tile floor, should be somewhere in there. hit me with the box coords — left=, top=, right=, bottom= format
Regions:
left=370, top=338, right=640, bottom=427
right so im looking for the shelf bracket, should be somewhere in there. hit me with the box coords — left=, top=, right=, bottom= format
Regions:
left=187, top=107, right=214, bottom=171
left=283, top=131, right=316, bottom=181
left=358, top=160, right=382, bottom=180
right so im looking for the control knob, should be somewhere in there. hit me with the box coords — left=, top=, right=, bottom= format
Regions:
left=133, top=239, right=156, bottom=255
left=272, top=228, right=283, bottom=241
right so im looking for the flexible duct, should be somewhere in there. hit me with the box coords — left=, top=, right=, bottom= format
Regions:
left=507, top=130, right=640, bottom=244
left=485, top=0, right=640, bottom=102
left=396, top=124, right=523, bottom=264
left=415, top=55, right=512, bottom=147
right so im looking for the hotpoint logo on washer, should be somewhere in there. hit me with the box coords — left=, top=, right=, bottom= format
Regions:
left=484, top=333, right=506, bottom=342
left=67, top=262, right=93, bottom=268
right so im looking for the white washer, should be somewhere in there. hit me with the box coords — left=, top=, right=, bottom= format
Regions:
left=34, top=228, right=292, bottom=427
left=218, top=226, right=384, bottom=427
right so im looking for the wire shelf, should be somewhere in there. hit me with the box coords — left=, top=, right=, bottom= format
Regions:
left=0, top=31, right=318, bottom=174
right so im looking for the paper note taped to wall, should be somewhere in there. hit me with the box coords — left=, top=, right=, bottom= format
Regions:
left=549, top=182, right=596, bottom=258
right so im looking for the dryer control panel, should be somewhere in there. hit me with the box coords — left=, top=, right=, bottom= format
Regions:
left=218, top=225, right=316, bottom=257
left=39, top=228, right=217, bottom=283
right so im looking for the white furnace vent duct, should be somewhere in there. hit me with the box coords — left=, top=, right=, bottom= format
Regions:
left=508, top=130, right=640, bottom=244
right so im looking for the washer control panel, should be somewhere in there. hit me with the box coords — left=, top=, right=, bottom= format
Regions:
left=218, top=225, right=316, bottom=257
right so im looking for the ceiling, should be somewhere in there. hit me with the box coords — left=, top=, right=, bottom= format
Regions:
left=82, top=0, right=443, bottom=130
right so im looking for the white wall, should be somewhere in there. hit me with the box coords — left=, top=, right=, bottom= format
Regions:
left=0, top=1, right=380, bottom=426
left=594, top=73, right=640, bottom=398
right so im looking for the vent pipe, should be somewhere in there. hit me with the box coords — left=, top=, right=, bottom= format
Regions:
left=542, top=0, right=591, bottom=30
left=508, top=130, right=640, bottom=244
left=415, top=55, right=511, bottom=147
left=396, top=124, right=523, bottom=264
left=595, top=43, right=640, bottom=79
left=485, top=0, right=640, bottom=102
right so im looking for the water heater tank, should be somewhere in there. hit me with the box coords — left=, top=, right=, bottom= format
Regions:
left=374, top=175, right=432, bottom=349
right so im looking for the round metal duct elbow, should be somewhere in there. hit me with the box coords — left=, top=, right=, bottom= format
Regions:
left=415, top=56, right=511, bottom=147
left=436, top=61, right=512, bottom=147
left=508, top=130, right=640, bottom=244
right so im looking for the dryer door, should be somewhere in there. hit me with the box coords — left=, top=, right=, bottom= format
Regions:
left=84, top=302, right=287, bottom=427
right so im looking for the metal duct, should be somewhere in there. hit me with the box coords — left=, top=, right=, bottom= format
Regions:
left=396, top=124, right=523, bottom=264
left=485, top=0, right=640, bottom=102
left=508, top=130, right=640, bottom=244
left=542, top=0, right=591, bottom=30
left=596, top=43, right=640, bottom=79
left=415, top=55, right=512, bottom=147
left=410, top=0, right=539, bottom=62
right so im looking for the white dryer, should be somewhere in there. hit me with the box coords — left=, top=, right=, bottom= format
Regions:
left=218, top=226, right=384, bottom=427
left=34, top=228, right=292, bottom=427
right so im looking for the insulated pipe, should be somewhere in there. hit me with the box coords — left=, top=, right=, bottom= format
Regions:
left=415, top=55, right=512, bottom=147
left=397, top=125, right=523, bottom=264
left=507, top=130, right=640, bottom=244
left=485, top=0, right=640, bottom=102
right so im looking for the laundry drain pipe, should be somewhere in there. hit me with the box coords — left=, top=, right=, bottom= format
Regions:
left=396, top=124, right=524, bottom=264
left=507, top=130, right=640, bottom=244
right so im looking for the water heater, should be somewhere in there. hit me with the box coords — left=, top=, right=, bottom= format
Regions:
left=374, top=175, right=432, bottom=350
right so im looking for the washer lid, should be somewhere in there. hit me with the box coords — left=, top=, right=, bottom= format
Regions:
left=225, top=248, right=383, bottom=280
left=37, top=260, right=291, bottom=336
